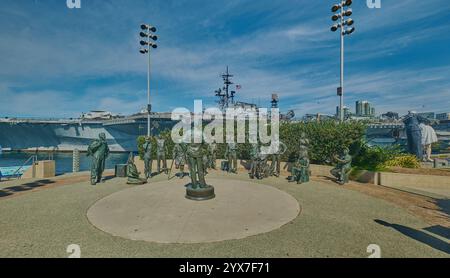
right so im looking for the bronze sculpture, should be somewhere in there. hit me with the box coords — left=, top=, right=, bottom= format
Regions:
left=403, top=111, right=424, bottom=160
left=331, top=148, right=352, bottom=185
left=256, top=152, right=270, bottom=180
left=299, top=132, right=310, bottom=153
left=270, top=141, right=287, bottom=177
left=143, top=137, right=153, bottom=179
left=225, top=142, right=238, bottom=174
left=185, top=143, right=215, bottom=201
left=207, top=142, right=217, bottom=170
left=249, top=143, right=270, bottom=179
left=156, top=136, right=168, bottom=174
left=87, top=133, right=110, bottom=185
left=249, top=143, right=259, bottom=179
left=290, top=149, right=310, bottom=184
left=173, top=143, right=187, bottom=178
left=126, top=153, right=147, bottom=185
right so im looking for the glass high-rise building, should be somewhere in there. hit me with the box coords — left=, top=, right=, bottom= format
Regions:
left=355, top=101, right=375, bottom=117
left=336, top=106, right=351, bottom=119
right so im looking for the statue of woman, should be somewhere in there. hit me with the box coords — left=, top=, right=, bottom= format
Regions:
left=126, top=153, right=147, bottom=185
left=419, top=123, right=438, bottom=162
left=290, top=150, right=310, bottom=184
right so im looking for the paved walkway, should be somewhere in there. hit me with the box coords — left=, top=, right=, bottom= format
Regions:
left=87, top=178, right=300, bottom=243
left=0, top=171, right=448, bottom=258
left=381, top=183, right=450, bottom=199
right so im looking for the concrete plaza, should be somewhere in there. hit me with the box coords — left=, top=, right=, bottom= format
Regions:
left=0, top=171, right=448, bottom=258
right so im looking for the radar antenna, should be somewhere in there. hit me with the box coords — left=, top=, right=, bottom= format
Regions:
left=215, top=66, right=236, bottom=111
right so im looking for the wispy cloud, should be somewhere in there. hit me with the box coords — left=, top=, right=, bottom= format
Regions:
left=0, top=0, right=449, bottom=118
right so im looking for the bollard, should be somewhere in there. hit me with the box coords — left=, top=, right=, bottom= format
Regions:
left=73, top=149, right=80, bottom=173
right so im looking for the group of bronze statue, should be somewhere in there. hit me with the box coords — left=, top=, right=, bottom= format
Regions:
left=87, top=132, right=353, bottom=186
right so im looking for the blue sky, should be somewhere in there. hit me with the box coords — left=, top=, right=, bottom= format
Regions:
left=1, top=0, right=450, bottom=118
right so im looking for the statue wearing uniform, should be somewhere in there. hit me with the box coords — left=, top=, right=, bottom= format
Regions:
left=270, top=141, right=287, bottom=177
left=331, top=148, right=352, bottom=185
left=207, top=142, right=217, bottom=170
left=249, top=143, right=259, bottom=179
left=186, top=143, right=208, bottom=189
left=143, top=137, right=153, bottom=179
left=156, top=136, right=168, bottom=174
left=173, top=143, right=187, bottom=178
left=290, top=149, right=310, bottom=184
left=87, top=133, right=110, bottom=185
left=225, top=142, right=238, bottom=173
left=256, top=152, right=270, bottom=180
left=403, top=111, right=427, bottom=160
left=185, top=142, right=215, bottom=201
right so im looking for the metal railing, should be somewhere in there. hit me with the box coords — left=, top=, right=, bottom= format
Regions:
left=12, top=155, right=38, bottom=179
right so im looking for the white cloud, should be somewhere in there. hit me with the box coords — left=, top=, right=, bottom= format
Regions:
left=0, top=0, right=449, bottom=118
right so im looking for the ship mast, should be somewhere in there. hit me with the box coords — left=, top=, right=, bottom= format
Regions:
left=215, top=66, right=236, bottom=111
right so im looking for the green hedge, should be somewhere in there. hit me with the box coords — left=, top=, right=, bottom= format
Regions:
left=280, top=121, right=366, bottom=164
left=137, top=121, right=367, bottom=166
left=137, top=130, right=174, bottom=160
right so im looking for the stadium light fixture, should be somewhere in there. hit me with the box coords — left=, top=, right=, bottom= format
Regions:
left=330, top=1, right=356, bottom=122
left=139, top=23, right=158, bottom=137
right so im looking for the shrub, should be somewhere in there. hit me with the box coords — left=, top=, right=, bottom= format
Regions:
left=135, top=121, right=367, bottom=165
left=352, top=143, right=402, bottom=171
left=384, top=155, right=421, bottom=169
left=280, top=120, right=366, bottom=164
left=137, top=129, right=174, bottom=160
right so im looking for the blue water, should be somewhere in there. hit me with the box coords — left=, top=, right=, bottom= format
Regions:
left=0, top=152, right=129, bottom=175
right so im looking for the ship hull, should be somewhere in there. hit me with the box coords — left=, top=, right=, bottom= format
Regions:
left=1, top=117, right=449, bottom=153
left=0, top=116, right=177, bottom=152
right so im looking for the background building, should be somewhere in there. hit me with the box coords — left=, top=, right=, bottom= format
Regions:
left=418, top=112, right=435, bottom=120
left=381, top=112, right=400, bottom=121
left=356, top=101, right=375, bottom=117
left=436, top=113, right=450, bottom=121
left=336, top=106, right=351, bottom=120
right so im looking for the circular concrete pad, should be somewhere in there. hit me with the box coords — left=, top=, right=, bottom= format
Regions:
left=87, top=178, right=300, bottom=243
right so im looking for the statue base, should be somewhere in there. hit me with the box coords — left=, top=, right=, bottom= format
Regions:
left=127, top=179, right=147, bottom=185
left=185, top=184, right=215, bottom=201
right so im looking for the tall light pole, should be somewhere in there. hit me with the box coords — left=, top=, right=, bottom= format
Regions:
left=330, top=0, right=355, bottom=122
left=139, top=24, right=158, bottom=137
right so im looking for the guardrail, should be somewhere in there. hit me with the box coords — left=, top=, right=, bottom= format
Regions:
left=11, top=155, right=38, bottom=178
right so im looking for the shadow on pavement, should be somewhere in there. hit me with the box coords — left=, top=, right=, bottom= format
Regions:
left=0, top=191, right=13, bottom=198
left=102, top=175, right=116, bottom=182
left=375, top=219, right=450, bottom=255
left=436, top=199, right=450, bottom=217
left=424, top=225, right=450, bottom=240
left=0, top=179, right=55, bottom=199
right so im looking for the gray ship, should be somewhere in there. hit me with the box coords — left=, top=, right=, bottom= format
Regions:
left=1, top=112, right=449, bottom=154
left=1, top=65, right=448, bottom=154
left=0, top=67, right=292, bottom=153
left=0, top=112, right=176, bottom=153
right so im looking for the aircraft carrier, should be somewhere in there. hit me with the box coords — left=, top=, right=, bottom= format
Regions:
left=0, top=67, right=294, bottom=153
left=0, top=66, right=448, bottom=154
left=1, top=112, right=449, bottom=154
left=0, top=112, right=176, bottom=153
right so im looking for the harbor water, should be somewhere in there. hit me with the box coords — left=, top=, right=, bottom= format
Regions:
left=0, top=152, right=130, bottom=175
